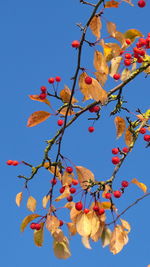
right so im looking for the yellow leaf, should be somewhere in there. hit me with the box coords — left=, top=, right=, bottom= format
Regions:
left=81, top=236, right=92, bottom=249
left=89, top=15, right=102, bottom=39
left=88, top=211, right=100, bottom=237
left=109, top=56, right=122, bottom=77
left=101, top=202, right=112, bottom=210
left=78, top=72, right=108, bottom=104
left=101, top=227, right=112, bottom=247
left=60, top=86, right=78, bottom=104
left=59, top=107, right=75, bottom=116
left=53, top=237, right=71, bottom=259
left=76, top=165, right=95, bottom=190
left=65, top=201, right=75, bottom=210
left=55, top=186, right=70, bottom=202
left=114, top=116, right=126, bottom=139
left=44, top=162, right=62, bottom=180
left=34, top=222, right=44, bottom=247
left=103, top=43, right=121, bottom=62
left=15, top=192, right=23, bottom=207
left=29, top=95, right=51, bottom=106
left=120, top=219, right=131, bottom=233
left=122, top=0, right=134, bottom=6
left=27, top=111, right=51, bottom=127
left=67, top=222, right=77, bottom=236
left=110, top=225, right=128, bottom=254
left=114, top=31, right=126, bottom=48
left=62, top=171, right=73, bottom=186
left=42, top=195, right=50, bottom=209
left=131, top=178, right=147, bottom=193
left=124, top=29, right=143, bottom=43
left=107, top=21, right=116, bottom=37
left=94, top=50, right=109, bottom=74
left=76, top=213, right=92, bottom=237
left=125, top=127, right=133, bottom=147
left=121, top=68, right=131, bottom=81
left=70, top=206, right=82, bottom=222
left=46, top=215, right=60, bottom=232
left=95, top=72, right=108, bottom=87
left=105, top=0, right=119, bottom=7
left=90, top=222, right=104, bottom=242
left=20, top=214, right=41, bottom=232
left=27, top=196, right=37, bottom=212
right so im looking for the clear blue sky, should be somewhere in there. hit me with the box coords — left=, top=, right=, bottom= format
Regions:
left=1, top=0, right=150, bottom=266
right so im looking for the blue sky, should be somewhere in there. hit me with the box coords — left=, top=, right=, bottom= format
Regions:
left=1, top=0, right=150, bottom=266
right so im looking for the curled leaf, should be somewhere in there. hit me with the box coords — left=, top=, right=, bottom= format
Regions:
left=131, top=178, right=147, bottom=193
left=76, top=213, right=92, bottom=237
left=107, top=21, right=116, bottom=37
left=55, top=186, right=70, bottom=202
left=125, top=127, right=133, bottom=147
left=114, top=116, right=126, bottom=139
left=81, top=236, right=92, bottom=249
left=27, top=111, right=51, bottom=127
left=124, top=29, right=143, bottom=43
left=29, top=95, right=51, bottom=106
left=110, top=225, right=128, bottom=254
left=109, top=56, right=122, bottom=77
left=67, top=222, right=77, bottom=236
left=60, top=86, right=78, bottom=104
left=42, top=195, right=50, bottom=209
left=101, top=227, right=112, bottom=247
left=121, top=68, right=131, bottom=81
left=15, top=192, right=23, bottom=207
left=20, top=214, right=41, bottom=232
left=27, top=196, right=37, bottom=212
left=120, top=219, right=131, bottom=233
left=34, top=222, right=44, bottom=247
left=44, top=162, right=62, bottom=180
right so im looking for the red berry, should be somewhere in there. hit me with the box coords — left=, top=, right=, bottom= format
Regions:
left=88, top=126, right=95, bottom=133
left=98, top=208, right=105, bottom=215
left=139, top=127, right=146, bottom=134
left=139, top=38, right=147, bottom=46
left=75, top=202, right=83, bottom=211
left=39, top=93, right=47, bottom=100
left=112, top=157, right=120, bottom=165
left=121, top=180, right=129, bottom=188
left=72, top=179, right=78, bottom=186
left=112, top=148, right=119, bottom=155
left=122, top=147, right=129, bottom=153
left=113, top=190, right=122, bottom=198
left=134, top=53, right=139, bottom=59
left=113, top=73, right=120, bottom=80
left=124, top=59, right=131, bottom=66
left=51, top=178, right=57, bottom=185
left=30, top=223, right=36, bottom=230
left=35, top=223, right=41, bottom=230
left=147, top=33, right=150, bottom=38
left=57, top=119, right=64, bottom=126
left=71, top=40, right=80, bottom=48
left=89, top=106, right=95, bottom=112
left=40, top=86, right=47, bottom=93
left=12, top=160, right=19, bottom=166
left=136, top=42, right=142, bottom=48
left=70, top=187, right=76, bottom=194
left=125, top=53, right=132, bottom=59
left=55, top=76, right=61, bottom=82
left=120, top=51, right=124, bottom=55
left=144, top=135, right=150, bottom=142
left=93, top=205, right=99, bottom=212
left=138, top=0, right=146, bottom=7
left=137, top=57, right=143, bottom=63
left=66, top=166, right=73, bottom=173
left=67, top=195, right=73, bottom=202
left=84, top=208, right=90, bottom=214
left=133, top=47, right=141, bottom=54
left=93, top=105, right=100, bottom=112
left=6, top=160, right=13, bottom=165
left=59, top=187, right=65, bottom=194
left=59, top=220, right=64, bottom=227
left=105, top=192, right=112, bottom=199
left=48, top=77, right=55, bottom=84
left=125, top=39, right=131, bottom=45
left=138, top=50, right=145, bottom=56
left=85, top=76, right=92, bottom=85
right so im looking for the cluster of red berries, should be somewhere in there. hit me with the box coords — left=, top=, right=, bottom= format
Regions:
left=105, top=180, right=129, bottom=199
left=71, top=40, right=80, bottom=48
left=48, top=76, right=61, bottom=84
left=139, top=128, right=150, bottom=142
left=6, top=160, right=19, bottom=166
left=111, top=147, right=129, bottom=165
left=30, top=223, right=41, bottom=230
left=39, top=86, right=47, bottom=100
left=75, top=201, right=105, bottom=215
left=89, top=105, right=100, bottom=113
left=138, top=0, right=146, bottom=7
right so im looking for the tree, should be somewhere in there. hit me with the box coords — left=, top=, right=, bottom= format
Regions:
left=6, top=0, right=150, bottom=263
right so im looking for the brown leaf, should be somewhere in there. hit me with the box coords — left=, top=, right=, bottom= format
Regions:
left=44, top=162, right=62, bottom=180
left=94, top=50, right=109, bottom=74
left=27, top=111, right=51, bottom=127
left=20, top=214, right=41, bottom=232
left=124, top=127, right=133, bottom=147
left=81, top=236, right=92, bottom=249
left=61, top=171, right=73, bottom=186
left=59, top=107, right=75, bottom=116
left=29, top=95, right=51, bottom=106
left=105, top=0, right=119, bottom=7
left=60, top=86, right=78, bottom=104
left=53, top=237, right=71, bottom=259
left=67, top=222, right=77, bottom=236
left=76, top=165, right=95, bottom=190
left=109, top=56, right=122, bottom=77
left=95, top=72, right=108, bottom=87
left=89, top=15, right=102, bottom=39
left=55, top=186, right=70, bottom=202
left=78, top=72, right=108, bottom=104
left=110, top=225, right=128, bottom=254
left=114, top=116, right=126, bottom=139
left=131, top=178, right=147, bottom=193
left=120, top=219, right=131, bottom=233
left=65, top=201, right=75, bottom=210
left=15, top=192, right=23, bottom=207
left=34, top=222, right=44, bottom=247
left=107, top=21, right=116, bottom=37
left=122, top=0, right=134, bottom=6
left=52, top=229, right=65, bottom=242
left=27, top=196, right=37, bottom=212
left=76, top=213, right=92, bottom=237
left=114, top=31, right=126, bottom=48
left=42, top=195, right=50, bottom=209
left=46, top=215, right=60, bottom=232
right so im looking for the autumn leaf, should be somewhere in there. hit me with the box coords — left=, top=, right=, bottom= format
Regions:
left=15, top=192, right=23, bottom=207
left=27, top=196, right=37, bottom=212
left=101, top=227, right=112, bottom=247
left=120, top=219, right=131, bottom=233
left=42, top=195, right=50, bottom=209
left=46, top=215, right=60, bottom=232
left=114, top=31, right=126, bottom=48
left=59, top=107, right=75, bottom=116
left=88, top=211, right=100, bottom=237
left=53, top=237, right=71, bottom=259
left=109, top=56, right=122, bottom=77
left=67, top=222, right=77, bottom=236
left=131, top=178, right=147, bottom=193
left=114, top=116, right=126, bottom=138
left=94, top=50, right=109, bottom=74
left=90, top=222, right=104, bottom=242
left=44, top=162, right=62, bottom=180
left=81, top=236, right=92, bottom=249
left=20, top=214, right=41, bottom=232
left=29, top=95, right=51, bottom=106
left=70, top=206, right=82, bottom=222
left=122, top=0, right=134, bottom=6
left=34, top=222, right=44, bottom=247
left=76, top=165, right=95, bottom=189
left=120, top=68, right=131, bottom=81
left=110, top=225, right=128, bottom=254
left=76, top=213, right=92, bottom=237
left=55, top=186, right=70, bottom=202
left=61, top=171, right=73, bottom=186
left=95, top=72, right=108, bottom=87
left=125, top=127, right=133, bottom=147
left=27, top=111, right=51, bottom=127
left=105, top=0, right=119, bottom=7
left=89, top=15, right=102, bottom=39
left=107, top=21, right=116, bottom=37
left=52, top=229, right=65, bottom=242
left=124, top=29, right=143, bottom=43
left=60, top=86, right=78, bottom=104
left=102, top=43, right=121, bottom=62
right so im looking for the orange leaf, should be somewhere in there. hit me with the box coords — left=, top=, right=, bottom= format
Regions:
left=29, top=95, right=51, bottom=106
left=76, top=166, right=95, bottom=190
left=20, top=214, right=41, bottom=232
left=114, top=116, right=126, bottom=138
left=59, top=107, right=75, bottom=116
left=89, top=15, right=102, bottom=39
left=27, top=111, right=51, bottom=127
left=124, top=127, right=133, bottom=147
left=60, top=86, right=78, bottom=104
left=106, top=21, right=116, bottom=37
left=131, top=178, right=147, bottom=193
left=15, top=192, right=23, bottom=207
left=105, top=0, right=119, bottom=8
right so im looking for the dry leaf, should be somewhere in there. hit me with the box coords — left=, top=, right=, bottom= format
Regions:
left=81, top=236, right=92, bottom=249
left=67, top=222, right=77, bottom=236
left=46, top=215, right=60, bottom=232
left=109, top=57, right=122, bottom=77
left=20, top=214, right=41, bottom=232
left=70, top=206, right=82, bottom=222
left=120, top=219, right=131, bottom=233
left=65, top=202, right=75, bottom=210
left=60, top=86, right=78, bottom=104
left=114, top=31, right=126, bottom=48
left=103, top=43, right=121, bottom=62
left=101, top=227, right=112, bottom=247
left=27, top=111, right=51, bottom=127
left=52, top=229, right=65, bottom=242
left=42, top=195, right=50, bottom=209
left=44, top=162, right=62, bottom=180
left=94, top=50, right=109, bottom=74
left=88, top=211, right=100, bottom=237
left=59, top=107, right=75, bottom=116
left=76, top=213, right=92, bottom=237
left=124, top=29, right=143, bottom=43
left=29, top=95, right=51, bottom=106
left=62, top=171, right=73, bottom=186
left=131, top=178, right=147, bottom=193
left=114, top=116, right=126, bottom=139
left=121, top=68, right=131, bottom=81
left=91, top=222, right=104, bottom=242
left=89, top=15, right=102, bottom=39
left=53, top=237, right=71, bottom=259
left=107, top=21, right=116, bottom=37
left=110, top=225, right=128, bottom=254
left=125, top=127, right=133, bottom=147
left=15, top=192, right=23, bottom=207
left=122, top=0, right=134, bottom=6
left=55, top=186, right=70, bottom=202
left=95, top=72, right=108, bottom=87
left=34, top=222, right=44, bottom=247
left=27, top=196, right=37, bottom=212
left=76, top=165, right=95, bottom=189
left=105, top=0, right=119, bottom=7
